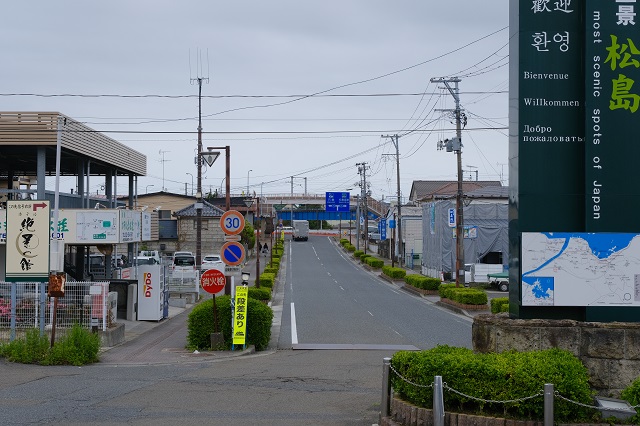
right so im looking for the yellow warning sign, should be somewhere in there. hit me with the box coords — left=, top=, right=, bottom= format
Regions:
left=233, top=285, right=249, bottom=345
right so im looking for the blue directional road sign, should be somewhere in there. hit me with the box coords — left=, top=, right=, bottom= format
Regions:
left=325, top=192, right=350, bottom=212
left=379, top=218, right=387, bottom=241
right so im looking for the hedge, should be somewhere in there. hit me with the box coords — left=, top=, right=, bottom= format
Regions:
left=187, top=296, right=273, bottom=351
left=360, top=254, right=371, bottom=263
left=345, top=244, right=356, bottom=252
left=339, top=238, right=349, bottom=246
left=263, top=266, right=279, bottom=275
left=353, top=250, right=364, bottom=259
left=438, top=283, right=488, bottom=305
left=248, top=286, right=271, bottom=302
left=365, top=257, right=384, bottom=268
left=258, top=273, right=275, bottom=288
left=621, top=376, right=640, bottom=424
left=391, top=346, right=595, bottom=423
left=405, top=275, right=441, bottom=291
left=491, top=297, right=509, bottom=314
left=382, top=266, right=407, bottom=279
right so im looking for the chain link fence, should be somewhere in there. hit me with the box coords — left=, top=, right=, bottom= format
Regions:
left=0, top=281, right=112, bottom=343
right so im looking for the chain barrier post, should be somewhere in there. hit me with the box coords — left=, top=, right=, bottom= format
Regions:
left=381, top=357, right=391, bottom=420
left=544, top=383, right=554, bottom=426
left=434, top=375, right=445, bottom=426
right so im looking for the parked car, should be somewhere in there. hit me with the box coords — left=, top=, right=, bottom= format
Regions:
left=171, top=254, right=197, bottom=279
left=173, top=251, right=193, bottom=258
left=201, top=254, right=223, bottom=270
left=134, top=256, right=159, bottom=266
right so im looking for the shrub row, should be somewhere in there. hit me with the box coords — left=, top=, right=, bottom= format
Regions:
left=187, top=295, right=273, bottom=351
left=391, top=345, right=595, bottom=423
left=404, top=274, right=441, bottom=291
left=491, top=297, right=509, bottom=314
left=259, top=272, right=275, bottom=288
left=0, top=324, right=101, bottom=366
left=439, top=283, right=487, bottom=305
left=353, top=250, right=364, bottom=259
left=365, top=257, right=384, bottom=268
left=382, top=266, right=406, bottom=279
left=248, top=286, right=272, bottom=302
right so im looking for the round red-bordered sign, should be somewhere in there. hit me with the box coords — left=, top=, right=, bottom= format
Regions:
left=200, top=268, right=226, bottom=294
left=220, top=210, right=245, bottom=235
left=220, top=241, right=245, bottom=266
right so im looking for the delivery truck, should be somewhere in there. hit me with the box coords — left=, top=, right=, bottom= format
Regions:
left=292, top=220, right=309, bottom=241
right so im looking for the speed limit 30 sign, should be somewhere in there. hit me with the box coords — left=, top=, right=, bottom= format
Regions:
left=220, top=210, right=245, bottom=235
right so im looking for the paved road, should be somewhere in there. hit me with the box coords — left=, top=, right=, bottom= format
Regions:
left=0, top=236, right=474, bottom=425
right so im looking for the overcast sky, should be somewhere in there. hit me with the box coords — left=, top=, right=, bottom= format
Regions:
left=2, top=1, right=509, bottom=202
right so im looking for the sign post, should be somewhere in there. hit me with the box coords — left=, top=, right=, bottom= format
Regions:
left=201, top=268, right=226, bottom=344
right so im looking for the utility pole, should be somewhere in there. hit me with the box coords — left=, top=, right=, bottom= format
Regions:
left=382, top=134, right=403, bottom=266
left=192, top=75, right=209, bottom=269
left=356, top=162, right=369, bottom=254
left=432, top=76, right=465, bottom=287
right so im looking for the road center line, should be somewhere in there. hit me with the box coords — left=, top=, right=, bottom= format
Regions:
left=290, top=303, right=299, bottom=345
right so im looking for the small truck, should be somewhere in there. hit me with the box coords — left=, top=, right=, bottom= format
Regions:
left=292, top=220, right=309, bottom=241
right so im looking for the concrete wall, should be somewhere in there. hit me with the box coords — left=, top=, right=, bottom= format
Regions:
left=473, top=314, right=640, bottom=396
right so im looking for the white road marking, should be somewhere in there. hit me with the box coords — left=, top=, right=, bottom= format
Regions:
left=291, top=303, right=298, bottom=345
left=367, top=311, right=374, bottom=316
left=339, top=286, right=345, bottom=291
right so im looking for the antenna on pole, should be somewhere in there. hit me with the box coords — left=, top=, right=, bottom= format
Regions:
left=190, top=48, right=210, bottom=270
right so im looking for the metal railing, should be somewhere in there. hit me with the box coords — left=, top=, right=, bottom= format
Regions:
left=381, top=357, right=640, bottom=425
left=0, top=281, right=111, bottom=342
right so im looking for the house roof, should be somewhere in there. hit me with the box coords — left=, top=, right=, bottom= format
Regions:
left=409, top=180, right=502, bottom=202
left=173, top=200, right=226, bottom=217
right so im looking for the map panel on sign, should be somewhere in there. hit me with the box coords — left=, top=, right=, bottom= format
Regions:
left=522, top=232, right=640, bottom=307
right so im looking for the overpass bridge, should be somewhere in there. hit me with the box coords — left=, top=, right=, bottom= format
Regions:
left=256, top=193, right=388, bottom=222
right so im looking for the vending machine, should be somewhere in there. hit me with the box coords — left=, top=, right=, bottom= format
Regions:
left=136, top=264, right=165, bottom=321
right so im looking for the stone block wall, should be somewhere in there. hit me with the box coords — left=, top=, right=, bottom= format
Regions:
left=473, top=314, right=640, bottom=396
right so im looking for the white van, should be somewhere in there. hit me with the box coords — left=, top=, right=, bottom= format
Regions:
left=171, top=254, right=197, bottom=279
left=139, top=250, right=161, bottom=264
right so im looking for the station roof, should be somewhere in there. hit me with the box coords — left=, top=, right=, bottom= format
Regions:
left=0, top=111, right=146, bottom=177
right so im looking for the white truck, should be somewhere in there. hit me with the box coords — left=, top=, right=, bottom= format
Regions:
left=292, top=220, right=309, bottom=241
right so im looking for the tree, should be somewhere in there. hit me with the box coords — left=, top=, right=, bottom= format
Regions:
left=241, top=222, right=256, bottom=250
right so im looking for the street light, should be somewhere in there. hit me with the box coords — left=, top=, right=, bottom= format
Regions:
left=244, top=197, right=260, bottom=288
left=186, top=173, right=194, bottom=196
left=145, top=184, right=154, bottom=194
left=247, top=169, right=252, bottom=196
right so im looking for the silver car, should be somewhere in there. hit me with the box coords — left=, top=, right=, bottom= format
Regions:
left=201, top=254, right=223, bottom=270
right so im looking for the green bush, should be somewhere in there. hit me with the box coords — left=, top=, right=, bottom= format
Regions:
left=353, top=250, right=364, bottom=259
left=187, top=296, right=273, bottom=351
left=382, top=266, right=407, bottom=279
left=248, top=286, right=271, bottom=302
left=439, top=285, right=487, bottom=305
left=360, top=254, right=371, bottom=263
left=0, top=328, right=49, bottom=364
left=491, top=297, right=509, bottom=314
left=44, top=324, right=101, bottom=366
left=0, top=325, right=100, bottom=366
left=340, top=238, right=349, bottom=246
left=258, top=273, right=275, bottom=288
left=268, top=259, right=281, bottom=269
left=621, top=376, right=640, bottom=424
left=438, top=283, right=457, bottom=298
left=391, top=346, right=595, bottom=423
left=263, top=266, right=279, bottom=275
left=365, top=257, right=384, bottom=268
left=346, top=244, right=356, bottom=252
left=405, top=275, right=441, bottom=291
left=452, top=287, right=488, bottom=305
